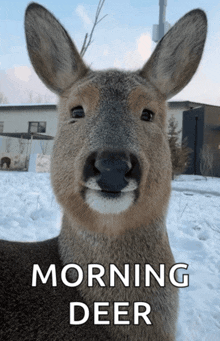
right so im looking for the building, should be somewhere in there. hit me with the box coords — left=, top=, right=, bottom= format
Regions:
left=167, top=101, right=204, bottom=142
left=0, top=102, right=219, bottom=175
left=0, top=104, right=56, bottom=159
left=182, top=104, right=220, bottom=177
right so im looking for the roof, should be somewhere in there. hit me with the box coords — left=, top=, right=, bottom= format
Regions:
left=168, top=101, right=204, bottom=109
left=0, top=103, right=56, bottom=111
left=0, top=132, right=54, bottom=140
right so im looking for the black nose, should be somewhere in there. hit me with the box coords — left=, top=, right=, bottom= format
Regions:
left=95, top=151, right=131, bottom=192
left=84, top=151, right=141, bottom=192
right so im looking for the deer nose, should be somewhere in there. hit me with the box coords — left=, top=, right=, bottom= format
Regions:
left=95, top=152, right=132, bottom=192
left=84, top=150, right=141, bottom=193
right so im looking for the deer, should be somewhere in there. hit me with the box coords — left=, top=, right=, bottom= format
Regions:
left=0, top=2, right=207, bottom=340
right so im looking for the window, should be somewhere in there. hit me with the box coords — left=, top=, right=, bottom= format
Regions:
left=28, top=121, right=46, bottom=134
left=0, top=122, right=3, bottom=133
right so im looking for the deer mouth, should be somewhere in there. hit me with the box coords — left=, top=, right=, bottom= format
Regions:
left=85, top=178, right=138, bottom=192
left=82, top=151, right=141, bottom=214
left=84, top=178, right=138, bottom=214
left=100, top=191, right=121, bottom=199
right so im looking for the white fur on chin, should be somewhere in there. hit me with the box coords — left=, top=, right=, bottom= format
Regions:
left=85, top=188, right=135, bottom=214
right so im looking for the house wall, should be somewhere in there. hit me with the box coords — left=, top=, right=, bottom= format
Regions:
left=0, top=102, right=200, bottom=155
left=0, top=103, right=191, bottom=154
left=0, top=105, right=57, bottom=156
left=0, top=102, right=219, bottom=176
left=203, top=105, right=220, bottom=177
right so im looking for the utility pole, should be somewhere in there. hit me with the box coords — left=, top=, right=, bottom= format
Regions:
left=152, top=0, right=171, bottom=43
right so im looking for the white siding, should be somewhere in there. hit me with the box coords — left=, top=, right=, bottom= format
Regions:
left=0, top=105, right=57, bottom=155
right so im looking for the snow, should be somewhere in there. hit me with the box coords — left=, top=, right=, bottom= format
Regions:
left=28, top=153, right=51, bottom=173
left=0, top=172, right=60, bottom=242
left=0, top=171, right=219, bottom=340
left=169, top=175, right=220, bottom=340
left=36, top=154, right=51, bottom=173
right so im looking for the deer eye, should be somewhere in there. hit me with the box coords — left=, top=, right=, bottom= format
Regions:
left=141, top=109, right=154, bottom=122
left=71, top=106, right=85, bottom=118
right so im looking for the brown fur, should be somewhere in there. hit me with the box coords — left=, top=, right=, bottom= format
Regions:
left=1, top=157, right=11, bottom=169
left=0, top=2, right=207, bottom=340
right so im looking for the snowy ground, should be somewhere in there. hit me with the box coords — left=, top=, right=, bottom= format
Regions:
left=0, top=171, right=219, bottom=340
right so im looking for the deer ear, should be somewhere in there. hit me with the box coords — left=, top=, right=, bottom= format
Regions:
left=140, top=9, right=207, bottom=99
left=25, top=3, right=88, bottom=94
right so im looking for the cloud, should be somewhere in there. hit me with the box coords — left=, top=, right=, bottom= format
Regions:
left=173, top=67, right=220, bottom=106
left=75, top=5, right=92, bottom=27
left=103, top=48, right=109, bottom=56
left=114, top=33, right=152, bottom=70
left=112, top=32, right=220, bottom=106
left=137, top=34, right=152, bottom=61
left=0, top=66, right=56, bottom=104
left=13, top=66, right=32, bottom=82
left=1, top=41, right=220, bottom=107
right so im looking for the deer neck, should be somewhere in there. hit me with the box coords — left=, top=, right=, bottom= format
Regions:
left=58, top=212, right=170, bottom=269
left=58, top=213, right=176, bottom=339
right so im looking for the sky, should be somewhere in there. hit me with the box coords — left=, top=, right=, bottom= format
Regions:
left=1, top=0, right=220, bottom=105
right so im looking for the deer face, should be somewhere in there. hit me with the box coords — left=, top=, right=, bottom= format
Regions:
left=25, top=4, right=207, bottom=234
left=50, top=70, right=171, bottom=234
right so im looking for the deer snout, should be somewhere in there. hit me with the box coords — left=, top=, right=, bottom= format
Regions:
left=83, top=151, right=141, bottom=214
left=84, top=151, right=141, bottom=193
left=95, top=152, right=131, bottom=192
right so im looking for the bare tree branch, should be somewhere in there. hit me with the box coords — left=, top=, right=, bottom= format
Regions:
left=167, top=115, right=192, bottom=179
left=0, top=92, right=8, bottom=104
left=80, top=0, right=107, bottom=57
left=97, top=14, right=108, bottom=25
left=200, top=144, right=214, bottom=177
left=80, top=33, right=89, bottom=56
